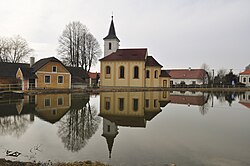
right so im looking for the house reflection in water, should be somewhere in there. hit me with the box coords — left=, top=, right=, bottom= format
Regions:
left=34, top=94, right=71, bottom=124
left=170, top=91, right=209, bottom=106
left=99, top=91, right=170, bottom=158
left=239, top=91, right=250, bottom=109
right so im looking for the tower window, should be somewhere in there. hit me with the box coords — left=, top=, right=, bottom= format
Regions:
left=109, top=42, right=112, bottom=50
left=119, top=66, right=125, bottom=78
left=134, top=66, right=139, bottom=79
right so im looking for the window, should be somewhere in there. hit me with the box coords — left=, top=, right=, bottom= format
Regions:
left=45, top=75, right=51, bottom=84
left=154, top=70, right=158, bottom=78
left=248, top=95, right=250, bottom=100
left=243, top=77, right=246, bottom=83
left=146, top=70, right=150, bottom=78
left=119, top=98, right=124, bottom=111
left=58, top=76, right=64, bottom=84
left=134, top=66, right=139, bottom=79
left=52, top=109, right=57, bottom=115
left=57, top=97, right=63, bottom=106
left=133, top=98, right=138, bottom=111
left=243, top=94, right=246, bottom=100
left=107, top=125, right=110, bottom=132
left=109, top=42, right=112, bottom=50
left=119, top=66, right=125, bottom=78
left=52, top=66, right=57, bottom=72
left=145, top=99, right=149, bottom=108
left=105, top=97, right=111, bottom=110
left=154, top=99, right=157, bottom=108
left=45, top=98, right=51, bottom=107
left=192, top=81, right=196, bottom=85
left=249, top=77, right=250, bottom=83
left=106, top=66, right=111, bottom=74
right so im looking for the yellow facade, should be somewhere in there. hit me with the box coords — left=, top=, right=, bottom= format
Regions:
left=36, top=61, right=70, bottom=89
left=101, top=61, right=145, bottom=87
left=35, top=93, right=71, bottom=123
left=99, top=91, right=170, bottom=120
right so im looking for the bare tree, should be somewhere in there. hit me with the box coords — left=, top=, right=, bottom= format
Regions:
left=245, top=64, right=250, bottom=71
left=200, top=63, right=210, bottom=84
left=217, top=68, right=227, bottom=79
left=85, top=33, right=101, bottom=72
left=0, top=35, right=33, bottom=63
left=58, top=21, right=101, bottom=71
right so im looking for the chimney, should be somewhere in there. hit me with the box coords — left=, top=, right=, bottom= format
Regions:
left=30, top=57, right=35, bottom=67
left=188, top=67, right=191, bottom=71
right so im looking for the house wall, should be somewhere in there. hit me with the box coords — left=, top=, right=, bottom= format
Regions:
left=104, top=39, right=119, bottom=57
left=239, top=75, right=250, bottom=87
left=36, top=61, right=71, bottom=89
left=35, top=94, right=71, bottom=123
left=171, top=78, right=206, bottom=85
left=100, top=61, right=145, bottom=87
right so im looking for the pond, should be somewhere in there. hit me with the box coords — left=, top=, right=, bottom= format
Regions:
left=0, top=91, right=250, bottom=166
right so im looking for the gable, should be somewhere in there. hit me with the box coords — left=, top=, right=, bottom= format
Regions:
left=37, top=61, right=70, bottom=74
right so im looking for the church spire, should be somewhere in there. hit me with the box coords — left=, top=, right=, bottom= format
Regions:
left=103, top=16, right=120, bottom=41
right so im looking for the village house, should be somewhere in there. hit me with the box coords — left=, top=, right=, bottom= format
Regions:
left=166, top=68, right=208, bottom=86
left=0, top=57, right=88, bottom=90
left=239, top=69, right=250, bottom=87
left=99, top=17, right=170, bottom=88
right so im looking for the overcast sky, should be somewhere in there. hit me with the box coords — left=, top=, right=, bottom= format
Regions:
left=0, top=0, right=249, bottom=73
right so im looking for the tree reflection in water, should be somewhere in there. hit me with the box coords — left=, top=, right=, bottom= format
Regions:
left=0, top=115, right=32, bottom=138
left=57, top=101, right=101, bottom=152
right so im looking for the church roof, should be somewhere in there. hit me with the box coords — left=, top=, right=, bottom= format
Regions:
left=103, top=17, right=120, bottom=41
left=145, top=56, right=163, bottom=67
left=99, top=48, right=147, bottom=61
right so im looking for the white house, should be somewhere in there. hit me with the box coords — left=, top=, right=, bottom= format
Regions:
left=166, top=68, right=208, bottom=86
left=239, top=69, right=250, bottom=87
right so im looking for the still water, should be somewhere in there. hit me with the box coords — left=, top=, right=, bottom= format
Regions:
left=0, top=91, right=250, bottom=166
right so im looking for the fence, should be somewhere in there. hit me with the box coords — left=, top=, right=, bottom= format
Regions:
left=0, top=83, right=22, bottom=91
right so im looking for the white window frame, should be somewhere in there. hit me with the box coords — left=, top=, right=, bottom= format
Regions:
left=44, top=98, right=51, bottom=107
left=57, top=96, right=64, bottom=106
left=44, top=75, right=51, bottom=84
left=58, top=75, right=64, bottom=84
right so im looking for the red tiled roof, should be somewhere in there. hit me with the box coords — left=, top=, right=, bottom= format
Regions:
left=239, top=102, right=250, bottom=109
left=88, top=72, right=99, bottom=79
left=99, top=48, right=147, bottom=61
left=145, top=56, right=162, bottom=67
left=166, top=69, right=207, bottom=79
left=170, top=95, right=207, bottom=106
left=239, top=69, right=250, bottom=75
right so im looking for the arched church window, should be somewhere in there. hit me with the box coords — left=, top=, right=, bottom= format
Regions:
left=154, top=70, right=158, bottom=78
left=119, top=66, right=125, bottom=78
left=134, top=66, right=139, bottom=79
left=146, top=70, right=150, bottom=78
left=106, top=66, right=111, bottom=74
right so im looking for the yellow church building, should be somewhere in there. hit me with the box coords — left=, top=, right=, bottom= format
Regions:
left=100, top=17, right=170, bottom=88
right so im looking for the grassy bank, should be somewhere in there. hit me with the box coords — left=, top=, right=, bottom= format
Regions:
left=0, top=158, right=109, bottom=166
left=22, top=87, right=250, bottom=95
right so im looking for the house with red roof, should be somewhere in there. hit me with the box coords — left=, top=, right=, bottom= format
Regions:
left=99, top=17, right=170, bottom=88
left=166, top=68, right=208, bottom=86
left=239, top=69, right=250, bottom=87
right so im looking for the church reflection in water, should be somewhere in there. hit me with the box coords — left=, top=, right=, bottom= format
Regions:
left=99, top=91, right=171, bottom=158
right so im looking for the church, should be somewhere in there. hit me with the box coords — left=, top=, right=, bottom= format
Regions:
left=99, top=17, right=170, bottom=88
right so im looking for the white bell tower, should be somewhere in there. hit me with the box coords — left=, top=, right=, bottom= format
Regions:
left=103, top=16, right=120, bottom=57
